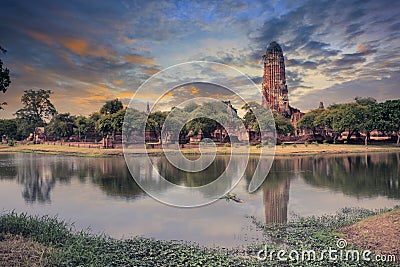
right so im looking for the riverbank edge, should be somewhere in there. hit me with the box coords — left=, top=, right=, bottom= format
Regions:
left=1, top=208, right=398, bottom=266
left=1, top=143, right=400, bottom=158
left=340, top=208, right=400, bottom=262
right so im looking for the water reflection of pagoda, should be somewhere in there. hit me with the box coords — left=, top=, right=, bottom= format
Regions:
left=263, top=177, right=290, bottom=224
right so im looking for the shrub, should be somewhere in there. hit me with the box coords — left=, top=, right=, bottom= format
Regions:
left=256, top=144, right=262, bottom=149
left=7, top=139, right=15, bottom=146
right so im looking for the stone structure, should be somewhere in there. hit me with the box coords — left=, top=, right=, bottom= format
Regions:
left=262, top=41, right=303, bottom=125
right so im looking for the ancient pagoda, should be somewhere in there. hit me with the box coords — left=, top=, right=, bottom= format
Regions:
left=262, top=41, right=302, bottom=124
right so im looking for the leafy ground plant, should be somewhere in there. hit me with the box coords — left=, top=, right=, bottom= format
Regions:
left=0, top=208, right=398, bottom=266
left=243, top=207, right=399, bottom=266
left=0, top=212, right=257, bottom=266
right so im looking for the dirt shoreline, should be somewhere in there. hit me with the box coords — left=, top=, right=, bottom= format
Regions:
left=341, top=209, right=400, bottom=263
left=1, top=143, right=400, bottom=157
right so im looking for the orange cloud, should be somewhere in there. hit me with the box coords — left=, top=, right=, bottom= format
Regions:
left=113, top=79, right=124, bottom=86
left=124, top=54, right=155, bottom=65
left=27, top=31, right=55, bottom=46
left=60, top=38, right=116, bottom=58
left=122, top=37, right=137, bottom=45
left=22, top=64, right=34, bottom=72
left=116, top=91, right=133, bottom=99
left=357, top=44, right=368, bottom=53
left=141, top=67, right=160, bottom=76
left=27, top=30, right=116, bottom=59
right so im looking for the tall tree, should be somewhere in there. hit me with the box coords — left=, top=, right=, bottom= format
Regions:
left=97, top=109, right=126, bottom=139
left=123, top=108, right=147, bottom=142
left=15, top=89, right=56, bottom=138
left=297, top=108, right=325, bottom=135
left=45, top=113, right=75, bottom=140
left=272, top=111, right=294, bottom=136
left=100, top=98, right=123, bottom=115
left=74, top=115, right=90, bottom=141
left=146, top=111, right=168, bottom=141
left=0, top=46, right=11, bottom=110
left=378, top=100, right=400, bottom=145
left=0, top=119, right=18, bottom=140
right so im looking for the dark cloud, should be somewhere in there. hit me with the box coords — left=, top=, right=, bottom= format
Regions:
left=292, top=71, right=400, bottom=111
left=286, top=59, right=318, bottom=70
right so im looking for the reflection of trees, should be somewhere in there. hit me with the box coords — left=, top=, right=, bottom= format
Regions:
left=0, top=154, right=17, bottom=179
left=14, top=154, right=55, bottom=203
left=3, top=152, right=399, bottom=205
left=301, top=153, right=400, bottom=199
left=88, top=158, right=145, bottom=200
left=0, top=154, right=146, bottom=203
left=156, top=155, right=226, bottom=186
left=154, top=155, right=236, bottom=198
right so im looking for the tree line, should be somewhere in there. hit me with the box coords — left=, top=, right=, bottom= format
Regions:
left=296, top=97, right=400, bottom=145
left=0, top=89, right=295, bottom=143
left=0, top=89, right=398, bottom=145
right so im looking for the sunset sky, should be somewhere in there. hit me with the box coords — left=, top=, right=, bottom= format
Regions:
left=1, top=0, right=399, bottom=118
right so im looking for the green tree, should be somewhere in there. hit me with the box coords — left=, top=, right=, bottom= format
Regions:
left=88, top=112, right=101, bottom=141
left=242, top=102, right=276, bottom=134
left=100, top=98, right=123, bottom=115
left=0, top=46, right=11, bottom=110
left=297, top=108, right=325, bottom=135
left=0, top=119, right=18, bottom=140
left=160, top=107, right=189, bottom=142
left=358, top=104, right=379, bottom=146
left=45, top=113, right=75, bottom=140
left=182, top=102, right=199, bottom=113
left=186, top=102, right=241, bottom=141
left=355, top=96, right=377, bottom=106
left=242, top=102, right=257, bottom=130
left=146, top=111, right=168, bottom=141
left=15, top=89, right=56, bottom=139
left=97, top=109, right=126, bottom=139
left=319, top=103, right=365, bottom=142
left=378, top=100, right=400, bottom=145
left=123, top=108, right=147, bottom=142
left=74, top=115, right=90, bottom=141
left=273, top=111, right=294, bottom=136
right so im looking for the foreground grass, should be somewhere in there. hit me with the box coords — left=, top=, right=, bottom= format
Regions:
left=0, top=212, right=257, bottom=266
left=247, top=207, right=399, bottom=266
left=1, top=143, right=400, bottom=157
left=0, top=208, right=398, bottom=266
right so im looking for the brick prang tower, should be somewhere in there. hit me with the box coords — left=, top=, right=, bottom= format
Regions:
left=262, top=41, right=291, bottom=117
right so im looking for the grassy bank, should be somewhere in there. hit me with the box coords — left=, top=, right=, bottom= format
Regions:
left=0, top=212, right=256, bottom=267
left=1, top=143, right=400, bottom=157
left=0, top=208, right=398, bottom=266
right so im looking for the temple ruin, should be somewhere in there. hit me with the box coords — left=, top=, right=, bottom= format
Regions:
left=262, top=41, right=303, bottom=125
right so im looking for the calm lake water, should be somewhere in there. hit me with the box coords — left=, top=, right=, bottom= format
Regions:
left=0, top=152, right=399, bottom=247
